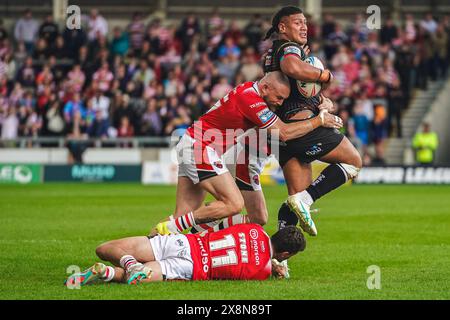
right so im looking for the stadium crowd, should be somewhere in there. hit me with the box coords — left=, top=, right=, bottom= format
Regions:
left=0, top=9, right=449, bottom=164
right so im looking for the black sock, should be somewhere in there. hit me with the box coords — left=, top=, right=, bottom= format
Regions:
left=278, top=202, right=298, bottom=230
left=306, top=164, right=348, bottom=201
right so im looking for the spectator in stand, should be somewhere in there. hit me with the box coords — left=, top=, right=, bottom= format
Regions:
left=207, top=7, right=225, bottom=36
left=394, top=37, right=415, bottom=104
left=92, top=62, right=114, bottom=93
left=112, top=93, right=134, bottom=129
left=44, top=100, right=65, bottom=136
left=218, top=36, right=241, bottom=60
left=51, top=35, right=70, bottom=60
left=63, top=26, right=87, bottom=60
left=434, top=24, right=448, bottom=79
left=141, top=98, right=162, bottom=136
left=87, top=9, right=109, bottom=42
left=67, top=64, right=86, bottom=93
left=352, top=101, right=371, bottom=165
left=90, top=90, right=110, bottom=123
left=35, top=64, right=54, bottom=88
left=111, top=27, right=129, bottom=57
left=372, top=101, right=388, bottom=164
left=9, top=82, right=25, bottom=107
left=39, top=14, right=59, bottom=47
left=211, top=76, right=232, bottom=101
left=64, top=93, right=86, bottom=123
left=420, top=13, right=438, bottom=35
left=87, top=110, right=109, bottom=138
left=178, top=13, right=201, bottom=54
left=133, top=59, right=155, bottom=89
left=33, top=38, right=49, bottom=60
left=19, top=90, right=36, bottom=111
left=128, top=13, right=146, bottom=55
left=379, top=17, right=398, bottom=45
left=326, top=23, right=349, bottom=60
left=164, top=104, right=191, bottom=136
left=14, top=9, right=39, bottom=54
left=387, top=78, right=404, bottom=138
left=404, top=14, right=417, bottom=42
left=66, top=109, right=88, bottom=163
left=36, top=85, right=53, bottom=116
left=0, top=19, right=8, bottom=43
left=118, top=116, right=134, bottom=138
left=238, top=47, right=263, bottom=81
left=244, top=14, right=264, bottom=51
left=16, top=57, right=36, bottom=89
left=1, top=106, right=18, bottom=141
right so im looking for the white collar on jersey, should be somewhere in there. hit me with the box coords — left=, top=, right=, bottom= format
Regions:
left=252, top=81, right=261, bottom=96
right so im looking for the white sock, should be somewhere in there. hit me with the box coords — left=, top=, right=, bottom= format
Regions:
left=120, top=255, right=138, bottom=272
left=212, top=214, right=248, bottom=232
left=294, top=191, right=314, bottom=207
left=102, top=266, right=115, bottom=282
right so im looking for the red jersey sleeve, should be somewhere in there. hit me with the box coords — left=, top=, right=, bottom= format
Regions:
left=236, top=86, right=279, bottom=129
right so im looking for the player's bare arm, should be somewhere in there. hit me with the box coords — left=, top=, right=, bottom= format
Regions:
left=257, top=72, right=342, bottom=141
left=268, top=111, right=342, bottom=142
left=280, top=55, right=333, bottom=84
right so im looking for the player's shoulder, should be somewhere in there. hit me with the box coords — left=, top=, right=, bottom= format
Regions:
left=276, top=40, right=306, bottom=59
left=238, top=82, right=266, bottom=104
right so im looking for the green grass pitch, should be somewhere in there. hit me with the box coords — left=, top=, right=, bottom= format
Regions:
left=0, top=183, right=449, bottom=300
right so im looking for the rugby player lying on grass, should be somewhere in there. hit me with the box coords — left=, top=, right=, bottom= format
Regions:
left=65, top=224, right=305, bottom=286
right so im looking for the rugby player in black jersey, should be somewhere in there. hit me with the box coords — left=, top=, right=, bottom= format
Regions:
left=262, top=6, right=362, bottom=240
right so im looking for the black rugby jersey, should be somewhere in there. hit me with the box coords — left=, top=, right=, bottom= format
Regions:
left=263, top=39, right=321, bottom=121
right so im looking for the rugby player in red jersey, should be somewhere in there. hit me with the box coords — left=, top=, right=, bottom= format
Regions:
left=150, top=71, right=342, bottom=237
left=64, top=224, right=305, bottom=285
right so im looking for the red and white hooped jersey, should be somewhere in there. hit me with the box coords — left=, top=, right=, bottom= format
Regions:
left=186, top=224, right=273, bottom=281
left=186, top=82, right=279, bottom=155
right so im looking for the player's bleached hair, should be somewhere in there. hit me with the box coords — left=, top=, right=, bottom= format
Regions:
left=264, top=6, right=303, bottom=40
left=271, top=226, right=306, bottom=254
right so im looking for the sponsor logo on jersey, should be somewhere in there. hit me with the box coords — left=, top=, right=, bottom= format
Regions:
left=249, top=102, right=267, bottom=109
left=251, top=238, right=260, bottom=266
left=177, top=249, right=188, bottom=258
left=196, top=237, right=209, bottom=274
left=283, top=45, right=302, bottom=57
left=250, top=228, right=259, bottom=240
left=260, top=241, right=266, bottom=253
left=256, top=109, right=275, bottom=124
left=213, top=161, right=223, bottom=169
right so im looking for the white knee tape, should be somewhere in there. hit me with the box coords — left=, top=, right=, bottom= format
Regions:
left=339, top=163, right=360, bottom=179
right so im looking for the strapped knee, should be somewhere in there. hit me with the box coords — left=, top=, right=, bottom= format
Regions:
left=338, top=163, right=360, bottom=180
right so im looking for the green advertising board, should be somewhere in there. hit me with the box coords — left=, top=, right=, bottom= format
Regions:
left=0, top=164, right=42, bottom=184
left=44, top=165, right=142, bottom=182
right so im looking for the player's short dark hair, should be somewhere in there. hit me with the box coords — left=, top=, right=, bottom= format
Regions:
left=271, top=226, right=306, bottom=254
left=264, top=6, right=303, bottom=40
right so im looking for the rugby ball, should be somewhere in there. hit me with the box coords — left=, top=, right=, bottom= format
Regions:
left=297, top=56, right=324, bottom=98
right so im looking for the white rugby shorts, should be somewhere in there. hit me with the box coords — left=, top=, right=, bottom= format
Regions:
left=149, top=234, right=193, bottom=280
